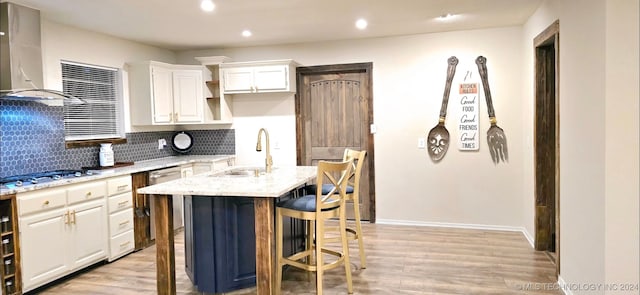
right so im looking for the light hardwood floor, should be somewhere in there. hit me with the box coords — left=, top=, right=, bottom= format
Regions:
left=32, top=222, right=562, bottom=295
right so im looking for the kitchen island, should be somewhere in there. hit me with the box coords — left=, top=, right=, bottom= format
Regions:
left=137, top=165, right=317, bottom=295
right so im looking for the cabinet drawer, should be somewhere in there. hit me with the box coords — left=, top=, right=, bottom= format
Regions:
left=109, top=230, right=134, bottom=259
left=108, top=192, right=133, bottom=213
left=18, top=188, right=66, bottom=215
left=109, top=208, right=133, bottom=236
left=107, top=176, right=132, bottom=195
left=67, top=181, right=107, bottom=205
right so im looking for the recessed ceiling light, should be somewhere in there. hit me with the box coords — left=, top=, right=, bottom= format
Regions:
left=242, top=30, right=252, bottom=37
left=200, top=0, right=215, bottom=12
left=437, top=13, right=456, bottom=21
left=355, top=18, right=368, bottom=30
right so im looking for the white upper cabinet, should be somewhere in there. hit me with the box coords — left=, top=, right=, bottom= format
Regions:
left=150, top=66, right=174, bottom=124
left=222, top=67, right=255, bottom=93
left=172, top=69, right=204, bottom=123
left=220, top=60, right=297, bottom=94
left=128, top=61, right=205, bottom=125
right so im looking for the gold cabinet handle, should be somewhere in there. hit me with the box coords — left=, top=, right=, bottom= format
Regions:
left=119, top=241, right=131, bottom=248
left=63, top=211, right=69, bottom=224
left=175, top=112, right=179, bottom=122
left=86, top=191, right=92, bottom=198
left=43, top=200, right=50, bottom=205
left=119, top=220, right=130, bottom=226
left=169, top=113, right=173, bottom=122
left=118, top=200, right=129, bottom=207
left=70, top=210, right=76, bottom=224
left=117, top=185, right=128, bottom=191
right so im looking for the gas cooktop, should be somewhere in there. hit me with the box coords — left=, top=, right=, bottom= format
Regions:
left=0, top=169, right=96, bottom=190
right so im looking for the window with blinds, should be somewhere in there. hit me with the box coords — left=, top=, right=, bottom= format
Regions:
left=61, top=61, right=124, bottom=141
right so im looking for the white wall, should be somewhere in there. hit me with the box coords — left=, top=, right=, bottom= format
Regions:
left=604, top=0, right=639, bottom=293
left=230, top=93, right=297, bottom=167
left=40, top=20, right=177, bottom=133
left=178, top=26, right=527, bottom=229
left=525, top=0, right=640, bottom=293
left=558, top=0, right=607, bottom=291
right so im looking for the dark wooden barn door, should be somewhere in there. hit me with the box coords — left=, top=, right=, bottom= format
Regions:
left=296, top=63, right=375, bottom=221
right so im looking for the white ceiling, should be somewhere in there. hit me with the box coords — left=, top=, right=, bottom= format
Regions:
left=3, top=0, right=542, bottom=51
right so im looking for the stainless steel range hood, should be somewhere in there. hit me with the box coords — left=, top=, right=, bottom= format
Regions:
left=0, top=2, right=84, bottom=105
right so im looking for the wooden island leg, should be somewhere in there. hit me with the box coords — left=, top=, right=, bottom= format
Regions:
left=154, top=194, right=176, bottom=295
left=254, top=198, right=275, bottom=295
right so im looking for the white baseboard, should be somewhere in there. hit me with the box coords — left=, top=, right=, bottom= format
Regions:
left=376, top=219, right=536, bottom=248
left=521, top=228, right=535, bottom=248
left=557, top=276, right=573, bottom=295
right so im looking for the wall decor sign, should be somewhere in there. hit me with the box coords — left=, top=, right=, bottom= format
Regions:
left=457, top=75, right=480, bottom=151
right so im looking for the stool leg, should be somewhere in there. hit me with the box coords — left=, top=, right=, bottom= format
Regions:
left=275, top=208, right=283, bottom=295
left=353, top=201, right=367, bottom=269
left=315, top=219, right=324, bottom=295
left=340, top=206, right=354, bottom=294
left=306, top=220, right=314, bottom=282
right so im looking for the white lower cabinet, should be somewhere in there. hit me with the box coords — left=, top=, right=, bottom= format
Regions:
left=19, top=185, right=107, bottom=292
left=106, top=176, right=134, bottom=261
left=19, top=207, right=69, bottom=291
left=67, top=200, right=108, bottom=269
left=18, top=175, right=134, bottom=292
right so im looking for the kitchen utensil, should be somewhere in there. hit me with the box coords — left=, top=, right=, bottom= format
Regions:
left=475, top=56, right=509, bottom=164
left=427, top=56, right=459, bottom=161
left=144, top=195, right=151, bottom=217
left=135, top=195, right=145, bottom=218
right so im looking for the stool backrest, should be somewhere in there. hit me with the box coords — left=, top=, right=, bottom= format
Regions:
left=315, top=160, right=353, bottom=212
left=343, top=149, right=367, bottom=195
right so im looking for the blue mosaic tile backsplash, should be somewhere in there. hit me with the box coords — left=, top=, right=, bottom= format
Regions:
left=0, top=100, right=235, bottom=177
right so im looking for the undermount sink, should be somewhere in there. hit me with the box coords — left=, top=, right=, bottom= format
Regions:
left=225, top=170, right=255, bottom=176
left=216, top=167, right=273, bottom=177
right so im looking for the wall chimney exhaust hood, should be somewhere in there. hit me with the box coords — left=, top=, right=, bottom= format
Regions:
left=0, top=2, right=84, bottom=106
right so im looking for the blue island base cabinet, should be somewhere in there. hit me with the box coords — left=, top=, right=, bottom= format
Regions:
left=184, top=194, right=305, bottom=293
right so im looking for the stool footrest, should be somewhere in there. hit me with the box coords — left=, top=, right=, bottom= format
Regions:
left=282, top=247, right=346, bottom=272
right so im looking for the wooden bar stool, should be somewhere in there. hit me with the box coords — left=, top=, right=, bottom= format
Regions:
left=275, top=160, right=354, bottom=295
left=305, top=149, right=368, bottom=269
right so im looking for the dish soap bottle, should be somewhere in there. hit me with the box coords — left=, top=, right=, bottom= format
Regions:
left=99, top=143, right=115, bottom=167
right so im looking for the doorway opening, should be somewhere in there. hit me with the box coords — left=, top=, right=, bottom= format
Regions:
left=295, top=63, right=376, bottom=222
left=533, top=20, right=560, bottom=277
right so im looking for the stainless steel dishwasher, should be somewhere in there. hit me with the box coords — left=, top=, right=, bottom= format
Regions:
left=149, top=166, right=184, bottom=240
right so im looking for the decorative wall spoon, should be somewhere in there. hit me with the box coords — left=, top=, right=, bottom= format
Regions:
left=427, top=56, right=459, bottom=162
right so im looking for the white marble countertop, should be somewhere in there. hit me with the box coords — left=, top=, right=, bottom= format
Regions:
left=137, top=166, right=317, bottom=198
left=0, top=155, right=235, bottom=196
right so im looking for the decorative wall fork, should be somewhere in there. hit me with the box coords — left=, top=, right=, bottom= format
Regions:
left=475, top=56, right=509, bottom=164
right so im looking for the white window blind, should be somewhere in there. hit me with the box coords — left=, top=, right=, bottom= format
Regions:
left=61, top=61, right=124, bottom=141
